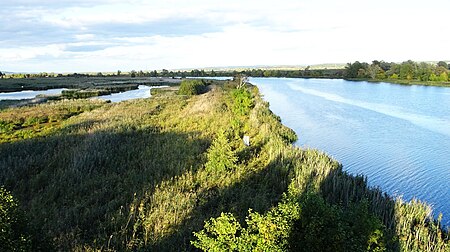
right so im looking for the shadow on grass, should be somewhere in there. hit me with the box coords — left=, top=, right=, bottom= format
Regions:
left=148, top=151, right=405, bottom=251
left=0, top=125, right=210, bottom=250
left=148, top=153, right=295, bottom=251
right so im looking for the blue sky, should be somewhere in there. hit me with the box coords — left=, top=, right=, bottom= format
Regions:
left=1, top=0, right=449, bottom=72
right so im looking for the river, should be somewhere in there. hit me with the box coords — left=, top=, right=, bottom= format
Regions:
left=0, top=85, right=167, bottom=103
left=0, top=88, right=67, bottom=100
left=252, top=77, right=450, bottom=226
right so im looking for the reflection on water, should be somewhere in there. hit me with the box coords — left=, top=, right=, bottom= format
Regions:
left=0, top=88, right=67, bottom=100
left=252, top=77, right=450, bottom=226
left=96, top=85, right=168, bottom=102
left=0, top=85, right=169, bottom=103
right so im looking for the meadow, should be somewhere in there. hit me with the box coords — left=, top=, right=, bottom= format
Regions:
left=0, top=79, right=448, bottom=251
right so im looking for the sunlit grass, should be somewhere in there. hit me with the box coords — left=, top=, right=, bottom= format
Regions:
left=0, top=80, right=448, bottom=251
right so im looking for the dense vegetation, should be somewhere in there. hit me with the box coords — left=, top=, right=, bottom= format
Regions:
left=344, top=60, right=450, bottom=85
left=0, top=76, right=179, bottom=93
left=178, top=79, right=207, bottom=95
left=0, top=79, right=448, bottom=251
left=2, top=60, right=448, bottom=90
left=1, top=187, right=33, bottom=251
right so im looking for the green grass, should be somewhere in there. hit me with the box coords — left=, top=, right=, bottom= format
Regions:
left=0, top=80, right=448, bottom=251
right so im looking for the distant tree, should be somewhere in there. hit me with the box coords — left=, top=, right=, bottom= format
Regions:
left=439, top=72, right=448, bottom=82
left=437, top=61, right=448, bottom=69
left=435, top=66, right=448, bottom=76
left=130, top=70, right=137, bottom=78
left=357, top=68, right=367, bottom=78
left=117, top=70, right=121, bottom=76
left=344, top=61, right=368, bottom=78
left=399, top=60, right=417, bottom=80
left=416, top=62, right=432, bottom=81
left=0, top=71, right=3, bottom=79
left=367, top=64, right=383, bottom=79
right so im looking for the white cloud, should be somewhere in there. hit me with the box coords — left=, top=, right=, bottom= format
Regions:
left=74, top=34, right=96, bottom=40
left=1, top=0, right=450, bottom=72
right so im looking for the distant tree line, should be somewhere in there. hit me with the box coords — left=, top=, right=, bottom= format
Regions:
left=0, top=68, right=343, bottom=79
left=2, top=60, right=448, bottom=82
left=344, top=60, right=449, bottom=82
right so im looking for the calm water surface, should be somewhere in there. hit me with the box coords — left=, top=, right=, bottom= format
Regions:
left=0, top=88, right=67, bottom=100
left=252, top=77, right=450, bottom=226
left=91, top=85, right=168, bottom=102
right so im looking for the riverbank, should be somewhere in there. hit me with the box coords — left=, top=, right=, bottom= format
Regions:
left=0, top=80, right=448, bottom=251
left=346, top=78, right=450, bottom=88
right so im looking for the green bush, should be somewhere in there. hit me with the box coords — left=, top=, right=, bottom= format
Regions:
left=192, top=193, right=301, bottom=252
left=192, top=190, right=388, bottom=252
left=231, top=88, right=254, bottom=116
left=178, top=79, right=207, bottom=95
left=204, top=131, right=237, bottom=172
left=0, top=187, right=32, bottom=251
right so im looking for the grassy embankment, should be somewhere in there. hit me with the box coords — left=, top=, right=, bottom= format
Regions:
left=0, top=79, right=448, bottom=251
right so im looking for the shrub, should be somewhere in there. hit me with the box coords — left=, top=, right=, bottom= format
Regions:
left=231, top=88, right=254, bottom=116
left=204, top=131, right=237, bottom=172
left=0, top=187, right=32, bottom=251
left=178, top=79, right=207, bottom=95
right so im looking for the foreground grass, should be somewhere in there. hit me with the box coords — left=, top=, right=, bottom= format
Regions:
left=0, top=81, right=448, bottom=251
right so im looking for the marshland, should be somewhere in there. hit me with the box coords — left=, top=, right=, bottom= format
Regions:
left=0, top=76, right=448, bottom=251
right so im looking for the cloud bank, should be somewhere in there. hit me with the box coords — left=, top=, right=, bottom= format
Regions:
left=1, top=0, right=449, bottom=72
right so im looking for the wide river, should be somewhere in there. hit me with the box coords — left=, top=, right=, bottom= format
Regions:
left=251, top=77, right=450, bottom=226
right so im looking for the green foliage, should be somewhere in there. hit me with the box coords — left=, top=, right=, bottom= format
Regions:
left=390, top=73, right=399, bottom=79
left=0, top=187, right=32, bottom=251
left=0, top=81, right=448, bottom=251
left=345, top=61, right=369, bottom=78
left=191, top=213, right=241, bottom=251
left=291, top=194, right=387, bottom=252
left=192, top=191, right=301, bottom=252
left=205, top=131, right=237, bottom=172
left=0, top=99, right=105, bottom=142
left=192, top=188, right=388, bottom=252
left=231, top=87, right=254, bottom=116
left=345, top=60, right=450, bottom=86
left=178, top=79, right=207, bottom=95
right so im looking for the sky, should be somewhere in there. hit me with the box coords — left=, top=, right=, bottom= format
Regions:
left=1, top=0, right=449, bottom=73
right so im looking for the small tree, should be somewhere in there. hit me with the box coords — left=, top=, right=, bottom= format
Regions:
left=233, top=74, right=248, bottom=89
left=205, top=131, right=237, bottom=172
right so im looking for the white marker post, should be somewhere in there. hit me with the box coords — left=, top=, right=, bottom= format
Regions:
left=243, top=135, right=250, bottom=146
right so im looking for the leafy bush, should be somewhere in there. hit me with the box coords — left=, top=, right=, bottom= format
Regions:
left=0, top=187, right=32, bottom=251
left=205, top=131, right=237, bottom=172
left=192, top=192, right=301, bottom=252
left=192, top=191, right=388, bottom=252
left=178, top=79, right=207, bottom=95
left=231, top=88, right=254, bottom=116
